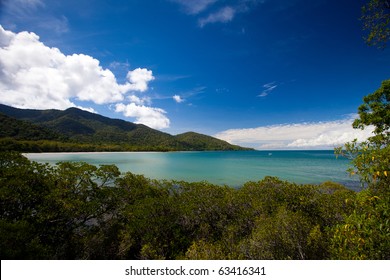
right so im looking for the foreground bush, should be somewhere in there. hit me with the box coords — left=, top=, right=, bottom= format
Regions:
left=1, top=152, right=387, bottom=259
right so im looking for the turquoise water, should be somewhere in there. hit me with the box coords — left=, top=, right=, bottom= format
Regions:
left=25, top=150, right=360, bottom=190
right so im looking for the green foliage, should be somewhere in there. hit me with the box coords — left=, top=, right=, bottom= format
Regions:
left=1, top=152, right=365, bottom=260
left=330, top=189, right=390, bottom=259
left=332, top=79, right=390, bottom=260
left=335, top=140, right=389, bottom=191
left=185, top=239, right=226, bottom=260
left=0, top=152, right=124, bottom=259
left=233, top=178, right=355, bottom=260
left=361, top=0, right=390, bottom=48
left=335, top=79, right=390, bottom=191
left=353, top=79, right=390, bottom=141
left=0, top=113, right=64, bottom=141
left=241, top=206, right=313, bottom=259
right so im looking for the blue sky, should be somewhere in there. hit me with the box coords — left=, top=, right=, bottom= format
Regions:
left=0, top=0, right=389, bottom=149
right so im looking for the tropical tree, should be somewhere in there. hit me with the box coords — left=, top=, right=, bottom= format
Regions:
left=332, top=80, right=390, bottom=259
left=335, top=79, right=389, bottom=191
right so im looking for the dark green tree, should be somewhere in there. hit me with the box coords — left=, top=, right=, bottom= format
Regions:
left=353, top=79, right=390, bottom=143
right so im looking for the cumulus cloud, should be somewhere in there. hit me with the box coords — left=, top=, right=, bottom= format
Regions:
left=214, top=116, right=375, bottom=150
left=173, top=95, right=185, bottom=103
left=115, top=103, right=170, bottom=130
left=126, top=68, right=154, bottom=92
left=0, top=26, right=170, bottom=129
left=199, top=6, right=236, bottom=27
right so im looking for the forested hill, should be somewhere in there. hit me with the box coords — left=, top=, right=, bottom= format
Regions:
left=0, top=113, right=64, bottom=141
left=0, top=104, right=252, bottom=152
left=175, top=131, right=246, bottom=151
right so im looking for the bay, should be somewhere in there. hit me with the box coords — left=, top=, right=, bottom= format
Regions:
left=25, top=150, right=360, bottom=190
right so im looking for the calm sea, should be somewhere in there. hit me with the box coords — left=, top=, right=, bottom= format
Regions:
left=25, top=150, right=360, bottom=190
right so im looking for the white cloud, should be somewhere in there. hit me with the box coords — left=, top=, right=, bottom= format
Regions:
left=171, top=0, right=262, bottom=27
left=173, top=95, right=184, bottom=103
left=0, top=26, right=121, bottom=108
left=170, top=0, right=218, bottom=14
left=0, top=26, right=15, bottom=47
left=199, top=6, right=236, bottom=27
left=5, top=0, right=44, bottom=13
left=128, top=95, right=151, bottom=106
left=115, top=103, right=170, bottom=130
left=259, top=82, right=277, bottom=97
left=214, top=116, right=375, bottom=150
left=17, top=0, right=43, bottom=6
left=75, top=106, right=97, bottom=113
left=126, top=68, right=154, bottom=92
left=109, top=60, right=130, bottom=70
left=0, top=26, right=170, bottom=128
left=38, top=15, right=69, bottom=34
left=2, top=0, right=69, bottom=34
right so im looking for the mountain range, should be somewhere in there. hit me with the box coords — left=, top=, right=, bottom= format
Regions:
left=0, top=104, right=252, bottom=152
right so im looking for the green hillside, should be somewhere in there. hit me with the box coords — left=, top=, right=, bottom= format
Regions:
left=0, top=113, right=64, bottom=141
left=176, top=131, right=250, bottom=150
left=0, top=104, right=252, bottom=152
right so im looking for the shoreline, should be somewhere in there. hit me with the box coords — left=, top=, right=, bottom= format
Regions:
left=24, top=150, right=359, bottom=190
left=23, top=149, right=336, bottom=155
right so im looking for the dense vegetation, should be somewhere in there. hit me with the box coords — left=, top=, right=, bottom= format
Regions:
left=0, top=104, right=252, bottom=152
left=0, top=151, right=364, bottom=259
left=332, top=79, right=390, bottom=259
left=0, top=113, right=65, bottom=141
left=0, top=150, right=388, bottom=260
